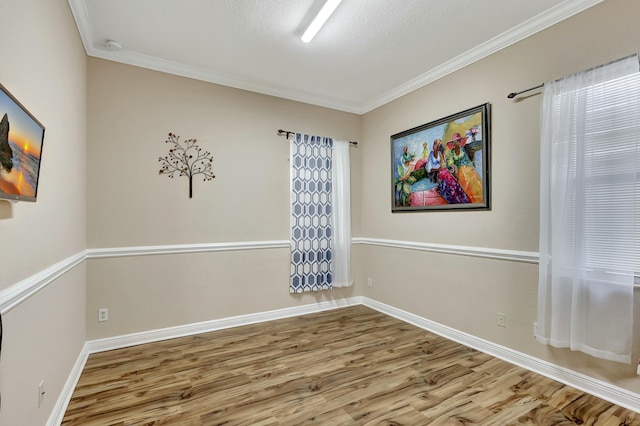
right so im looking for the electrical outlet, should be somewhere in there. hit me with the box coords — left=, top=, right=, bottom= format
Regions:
left=496, top=312, right=506, bottom=327
left=38, top=381, right=45, bottom=408
left=367, top=278, right=373, bottom=287
left=98, top=308, right=109, bottom=322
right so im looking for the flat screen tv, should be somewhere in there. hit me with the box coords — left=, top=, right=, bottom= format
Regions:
left=0, top=83, right=45, bottom=202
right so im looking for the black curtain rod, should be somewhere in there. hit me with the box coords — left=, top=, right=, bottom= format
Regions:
left=277, top=129, right=357, bottom=145
left=507, top=83, right=544, bottom=99
left=507, top=53, right=640, bottom=100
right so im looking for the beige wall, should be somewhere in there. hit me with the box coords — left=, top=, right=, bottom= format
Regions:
left=86, top=58, right=362, bottom=339
left=2, top=0, right=640, bottom=422
left=87, top=58, right=362, bottom=247
left=359, top=0, right=640, bottom=394
left=84, top=0, right=640, bottom=398
left=0, top=0, right=87, bottom=424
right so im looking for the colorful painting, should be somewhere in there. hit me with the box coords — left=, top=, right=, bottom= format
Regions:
left=0, top=83, right=45, bottom=202
left=391, top=103, right=491, bottom=212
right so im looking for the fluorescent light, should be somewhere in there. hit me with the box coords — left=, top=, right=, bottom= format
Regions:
left=301, top=0, right=342, bottom=43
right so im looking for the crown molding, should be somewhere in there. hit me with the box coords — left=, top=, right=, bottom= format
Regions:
left=67, top=0, right=94, bottom=54
left=362, top=0, right=605, bottom=112
left=66, top=0, right=362, bottom=114
left=67, top=0, right=603, bottom=115
left=86, top=48, right=365, bottom=114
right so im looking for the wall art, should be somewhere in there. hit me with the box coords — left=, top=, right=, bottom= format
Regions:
left=0, top=83, right=45, bottom=202
left=391, top=103, right=490, bottom=212
left=158, top=132, right=215, bottom=198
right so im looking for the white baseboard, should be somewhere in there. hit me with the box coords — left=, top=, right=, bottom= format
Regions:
left=47, top=343, right=90, bottom=426
left=50, top=297, right=362, bottom=425
left=50, top=296, right=640, bottom=424
left=361, top=297, right=640, bottom=414
left=86, top=296, right=364, bottom=353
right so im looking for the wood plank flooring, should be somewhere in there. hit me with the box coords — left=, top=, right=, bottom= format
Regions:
left=62, top=305, right=640, bottom=425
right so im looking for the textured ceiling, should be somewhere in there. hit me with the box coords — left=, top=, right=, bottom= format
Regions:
left=68, top=0, right=603, bottom=114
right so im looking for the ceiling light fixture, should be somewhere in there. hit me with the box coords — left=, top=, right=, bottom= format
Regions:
left=301, top=0, right=342, bottom=43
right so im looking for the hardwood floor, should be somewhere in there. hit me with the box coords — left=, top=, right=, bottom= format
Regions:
left=62, top=306, right=640, bottom=425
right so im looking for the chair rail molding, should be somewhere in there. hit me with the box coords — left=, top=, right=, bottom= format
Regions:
left=86, top=240, right=290, bottom=258
left=0, top=251, right=86, bottom=315
left=353, top=237, right=539, bottom=264
left=2, top=238, right=539, bottom=315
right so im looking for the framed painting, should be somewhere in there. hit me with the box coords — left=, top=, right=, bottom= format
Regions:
left=0, top=83, right=45, bottom=202
left=391, top=103, right=491, bottom=212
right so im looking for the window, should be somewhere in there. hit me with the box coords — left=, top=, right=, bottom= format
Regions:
left=569, top=72, right=640, bottom=277
left=537, top=55, right=640, bottom=363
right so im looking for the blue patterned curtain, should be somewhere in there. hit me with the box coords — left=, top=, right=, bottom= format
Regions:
left=290, top=133, right=333, bottom=293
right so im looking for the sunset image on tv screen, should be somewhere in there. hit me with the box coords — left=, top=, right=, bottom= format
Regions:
left=0, top=86, right=44, bottom=201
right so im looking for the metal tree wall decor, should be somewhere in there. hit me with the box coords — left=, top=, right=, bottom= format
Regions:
left=158, top=132, right=215, bottom=198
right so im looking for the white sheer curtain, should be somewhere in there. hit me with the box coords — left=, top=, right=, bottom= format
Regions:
left=331, top=140, right=352, bottom=288
left=537, top=54, right=640, bottom=364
